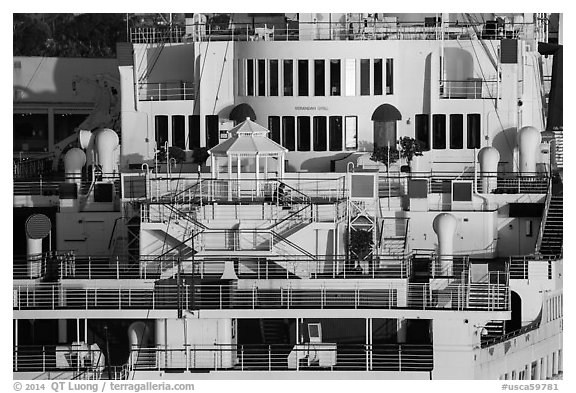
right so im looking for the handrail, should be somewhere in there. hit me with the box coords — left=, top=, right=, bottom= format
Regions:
left=535, top=176, right=553, bottom=254
left=14, top=281, right=509, bottom=312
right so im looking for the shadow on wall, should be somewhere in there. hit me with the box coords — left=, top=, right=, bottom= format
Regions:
left=492, top=127, right=517, bottom=173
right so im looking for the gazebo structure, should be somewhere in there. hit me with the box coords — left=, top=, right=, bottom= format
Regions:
left=208, top=117, right=288, bottom=197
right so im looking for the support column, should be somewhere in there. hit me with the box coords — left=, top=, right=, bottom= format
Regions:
left=558, top=349, right=563, bottom=373
left=84, top=319, right=88, bottom=343
left=547, top=354, right=553, bottom=379
left=541, top=356, right=548, bottom=380
left=255, top=154, right=260, bottom=196
left=525, top=363, right=532, bottom=380
left=534, top=358, right=541, bottom=380
left=264, top=156, right=269, bottom=180
left=397, top=318, right=407, bottom=343
left=228, top=154, right=233, bottom=201
left=295, top=318, right=300, bottom=344
left=211, top=155, right=217, bottom=178
left=58, top=319, right=68, bottom=344
left=15, top=320, right=18, bottom=347
left=279, top=153, right=285, bottom=178
left=76, top=318, right=81, bottom=343
left=552, top=351, right=559, bottom=376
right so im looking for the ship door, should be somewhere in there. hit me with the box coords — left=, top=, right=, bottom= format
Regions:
left=372, top=104, right=402, bottom=149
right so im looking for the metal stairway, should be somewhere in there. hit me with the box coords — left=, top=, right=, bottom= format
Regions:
left=539, top=193, right=563, bottom=256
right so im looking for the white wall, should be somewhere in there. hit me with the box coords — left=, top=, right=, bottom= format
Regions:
left=56, top=211, right=120, bottom=255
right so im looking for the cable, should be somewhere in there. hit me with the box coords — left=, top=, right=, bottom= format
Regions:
left=14, top=56, right=46, bottom=103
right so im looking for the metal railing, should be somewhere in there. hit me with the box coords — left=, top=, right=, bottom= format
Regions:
left=509, top=255, right=559, bottom=280
left=14, top=174, right=121, bottom=196
left=131, top=21, right=539, bottom=44
left=13, top=282, right=509, bottom=311
left=13, top=344, right=104, bottom=375
left=127, top=343, right=433, bottom=372
left=138, top=81, right=195, bottom=101
left=439, top=79, right=499, bottom=100
left=13, top=154, right=54, bottom=179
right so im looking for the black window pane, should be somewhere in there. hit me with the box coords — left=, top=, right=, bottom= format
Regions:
left=188, top=115, right=201, bottom=149
left=374, top=59, right=383, bottom=95
left=269, top=60, right=279, bottom=96
left=258, top=59, right=266, bottom=96
left=450, top=114, right=464, bottom=149
left=297, top=116, right=310, bottom=151
left=54, top=113, right=87, bottom=143
left=432, top=114, right=446, bottom=149
left=247, top=59, right=254, bottom=96
left=206, top=115, right=219, bottom=148
left=329, top=116, right=343, bottom=151
left=155, top=115, right=168, bottom=149
left=360, top=59, right=370, bottom=95
left=283, top=60, right=293, bottom=96
left=298, top=60, right=308, bottom=96
left=172, top=115, right=185, bottom=149
left=14, top=113, right=49, bottom=152
left=415, top=114, right=430, bottom=151
left=313, top=116, right=327, bottom=151
left=330, top=59, right=341, bottom=96
left=268, top=116, right=281, bottom=144
left=314, top=60, right=325, bottom=96
left=282, top=116, right=295, bottom=151
left=467, top=114, right=481, bottom=149
left=386, top=58, right=394, bottom=94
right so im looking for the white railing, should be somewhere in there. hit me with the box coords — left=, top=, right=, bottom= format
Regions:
left=439, top=79, right=499, bottom=100
left=127, top=343, right=433, bottom=372
left=13, top=282, right=509, bottom=312
left=138, top=81, right=195, bottom=101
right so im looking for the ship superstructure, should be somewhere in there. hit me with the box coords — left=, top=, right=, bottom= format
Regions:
left=13, top=12, right=562, bottom=380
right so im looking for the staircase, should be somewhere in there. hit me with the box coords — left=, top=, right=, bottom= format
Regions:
left=539, top=194, right=563, bottom=256
left=553, top=130, right=563, bottom=169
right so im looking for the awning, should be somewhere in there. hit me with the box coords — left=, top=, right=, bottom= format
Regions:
left=229, top=103, right=257, bottom=122
left=371, top=104, right=402, bottom=122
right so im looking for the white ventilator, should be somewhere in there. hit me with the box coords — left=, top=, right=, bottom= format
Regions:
left=517, top=126, right=541, bottom=175
left=64, top=148, right=86, bottom=183
left=25, top=214, right=51, bottom=277
left=95, top=128, right=119, bottom=179
left=478, top=146, right=500, bottom=193
left=432, top=213, right=457, bottom=276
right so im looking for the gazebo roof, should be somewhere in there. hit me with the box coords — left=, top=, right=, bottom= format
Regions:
left=208, top=118, right=288, bottom=156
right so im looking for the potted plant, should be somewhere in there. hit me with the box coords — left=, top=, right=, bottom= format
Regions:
left=398, top=136, right=424, bottom=173
left=370, top=144, right=400, bottom=170
left=348, top=228, right=374, bottom=275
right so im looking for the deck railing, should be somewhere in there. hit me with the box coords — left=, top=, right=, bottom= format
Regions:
left=13, top=281, right=509, bottom=312
left=439, top=79, right=499, bottom=100
left=130, top=21, right=538, bottom=44
left=509, top=255, right=559, bottom=280
left=14, top=174, right=121, bottom=196
left=127, top=343, right=433, bottom=372
left=138, top=81, right=195, bottom=101
left=13, top=344, right=104, bottom=374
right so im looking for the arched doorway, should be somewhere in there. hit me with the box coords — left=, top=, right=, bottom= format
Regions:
left=229, top=103, right=257, bottom=124
left=371, top=104, right=402, bottom=149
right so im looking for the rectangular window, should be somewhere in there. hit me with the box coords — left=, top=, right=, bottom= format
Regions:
left=268, top=116, right=281, bottom=144
left=374, top=58, right=383, bottom=95
left=467, top=114, right=481, bottom=149
left=345, top=116, right=358, bottom=150
left=526, top=220, right=533, bottom=237
left=13, top=113, right=49, bottom=152
left=269, top=60, right=279, bottom=96
left=54, top=113, right=87, bottom=142
left=172, top=115, right=186, bottom=149
left=298, top=60, right=309, bottom=96
left=329, top=116, right=343, bottom=151
left=415, top=114, right=430, bottom=151
left=297, top=116, right=311, bottom=151
left=330, top=59, right=341, bottom=96
left=345, top=59, right=356, bottom=96
left=386, top=58, right=394, bottom=94
left=282, top=116, right=295, bottom=151
left=283, top=60, right=293, bottom=96
left=188, top=115, right=201, bottom=149
left=432, top=114, right=446, bottom=149
left=237, top=59, right=245, bottom=96
left=314, top=60, right=325, bottom=96
left=205, top=115, right=219, bottom=148
left=449, top=114, right=464, bottom=149
left=313, top=116, right=327, bottom=151
left=360, top=59, right=370, bottom=95
left=155, top=115, right=168, bottom=149
left=257, top=59, right=266, bottom=96
left=247, top=59, right=254, bottom=96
